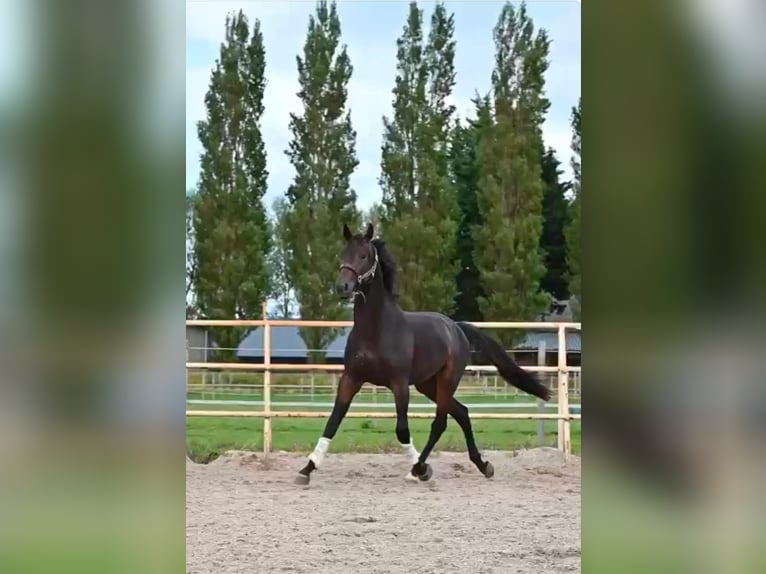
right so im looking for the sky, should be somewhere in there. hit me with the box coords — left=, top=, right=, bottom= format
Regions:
left=186, top=0, right=581, bottom=212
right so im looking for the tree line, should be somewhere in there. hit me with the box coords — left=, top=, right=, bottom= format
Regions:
left=186, top=1, right=581, bottom=360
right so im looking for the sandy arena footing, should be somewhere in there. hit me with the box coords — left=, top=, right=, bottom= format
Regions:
left=187, top=448, right=580, bottom=573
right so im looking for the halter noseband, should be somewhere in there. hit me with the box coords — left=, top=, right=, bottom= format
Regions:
left=339, top=244, right=378, bottom=301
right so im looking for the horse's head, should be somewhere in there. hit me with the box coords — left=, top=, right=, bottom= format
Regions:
left=337, top=222, right=377, bottom=299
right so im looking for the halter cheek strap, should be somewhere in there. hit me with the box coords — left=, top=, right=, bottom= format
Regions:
left=339, top=245, right=379, bottom=286
left=357, top=249, right=379, bottom=284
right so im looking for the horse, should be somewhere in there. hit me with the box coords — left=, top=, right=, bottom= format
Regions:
left=294, top=223, right=551, bottom=485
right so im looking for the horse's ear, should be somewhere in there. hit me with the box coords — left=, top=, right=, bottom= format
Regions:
left=343, top=223, right=352, bottom=242
left=364, top=223, right=374, bottom=241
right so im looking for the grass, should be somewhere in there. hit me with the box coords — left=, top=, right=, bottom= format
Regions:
left=186, top=416, right=581, bottom=463
left=185, top=392, right=574, bottom=414
left=186, top=373, right=582, bottom=462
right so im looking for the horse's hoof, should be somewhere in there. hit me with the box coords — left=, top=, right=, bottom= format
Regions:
left=404, top=471, right=419, bottom=482
left=418, top=464, right=433, bottom=482
left=482, top=461, right=495, bottom=479
left=294, top=473, right=310, bottom=485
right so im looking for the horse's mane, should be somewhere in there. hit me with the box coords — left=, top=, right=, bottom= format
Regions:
left=371, top=238, right=397, bottom=298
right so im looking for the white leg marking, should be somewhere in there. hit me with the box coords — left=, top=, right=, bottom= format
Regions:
left=401, top=441, right=420, bottom=465
left=401, top=441, right=420, bottom=480
left=308, top=437, right=331, bottom=468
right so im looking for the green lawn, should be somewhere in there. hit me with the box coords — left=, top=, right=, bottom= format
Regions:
left=186, top=392, right=574, bottom=413
left=187, top=389, right=581, bottom=418
left=186, top=416, right=581, bottom=463
left=186, top=375, right=582, bottom=462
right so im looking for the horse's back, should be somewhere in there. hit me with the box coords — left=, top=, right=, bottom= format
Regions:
left=404, top=311, right=468, bottom=342
left=403, top=310, right=453, bottom=339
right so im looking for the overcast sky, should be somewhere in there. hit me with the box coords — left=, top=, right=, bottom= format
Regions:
left=186, top=0, right=581, bottom=212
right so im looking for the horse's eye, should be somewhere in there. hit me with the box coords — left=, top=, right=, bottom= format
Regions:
left=360, top=253, right=367, bottom=260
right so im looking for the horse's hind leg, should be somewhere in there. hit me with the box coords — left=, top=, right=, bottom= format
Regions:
left=450, top=399, right=494, bottom=478
left=416, top=378, right=493, bottom=479
left=410, top=362, right=457, bottom=481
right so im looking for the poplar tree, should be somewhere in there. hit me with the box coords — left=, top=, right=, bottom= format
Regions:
left=379, top=1, right=459, bottom=313
left=475, top=2, right=551, bottom=347
left=193, top=12, right=270, bottom=359
left=565, top=97, right=582, bottom=319
left=282, top=0, right=360, bottom=361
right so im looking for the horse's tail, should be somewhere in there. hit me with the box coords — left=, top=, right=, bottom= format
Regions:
left=456, top=322, right=551, bottom=401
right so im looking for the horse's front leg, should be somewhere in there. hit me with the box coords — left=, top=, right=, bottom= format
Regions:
left=391, top=379, right=419, bottom=479
left=295, top=372, right=362, bottom=485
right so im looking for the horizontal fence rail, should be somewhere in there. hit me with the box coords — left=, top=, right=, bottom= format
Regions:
left=187, top=410, right=582, bottom=420
left=186, top=305, right=581, bottom=455
left=187, top=318, right=580, bottom=329
left=186, top=362, right=580, bottom=373
left=187, top=400, right=583, bottom=409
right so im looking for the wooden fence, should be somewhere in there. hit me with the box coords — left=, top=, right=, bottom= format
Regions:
left=186, top=304, right=581, bottom=455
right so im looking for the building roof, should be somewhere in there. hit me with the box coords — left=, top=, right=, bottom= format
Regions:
left=516, top=331, right=581, bottom=352
left=236, top=325, right=580, bottom=360
left=238, top=326, right=351, bottom=361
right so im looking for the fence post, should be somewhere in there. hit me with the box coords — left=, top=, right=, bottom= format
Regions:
left=557, top=325, right=571, bottom=454
left=262, top=302, right=273, bottom=456
left=537, top=340, right=546, bottom=446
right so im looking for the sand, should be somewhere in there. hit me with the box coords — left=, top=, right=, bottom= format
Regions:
left=186, top=448, right=580, bottom=573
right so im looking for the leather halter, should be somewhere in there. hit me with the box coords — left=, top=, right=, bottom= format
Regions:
left=339, top=244, right=378, bottom=301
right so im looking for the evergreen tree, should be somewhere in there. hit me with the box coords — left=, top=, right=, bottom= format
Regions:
left=282, top=0, right=360, bottom=362
left=379, top=1, right=459, bottom=313
left=450, top=96, right=491, bottom=321
left=539, top=146, right=571, bottom=301
left=192, top=12, right=270, bottom=359
left=186, top=191, right=198, bottom=319
left=268, top=198, right=296, bottom=319
left=475, top=2, right=551, bottom=348
left=565, top=97, right=581, bottom=320
left=364, top=202, right=386, bottom=235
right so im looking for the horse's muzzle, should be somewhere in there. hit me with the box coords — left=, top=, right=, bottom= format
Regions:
left=336, top=280, right=354, bottom=299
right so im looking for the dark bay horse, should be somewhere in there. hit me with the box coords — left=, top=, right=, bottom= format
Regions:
left=295, top=223, right=551, bottom=485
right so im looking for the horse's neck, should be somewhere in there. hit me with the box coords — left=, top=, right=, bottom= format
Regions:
left=352, top=274, right=391, bottom=335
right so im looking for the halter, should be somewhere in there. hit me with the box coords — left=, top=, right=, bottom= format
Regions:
left=339, top=244, right=378, bottom=302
